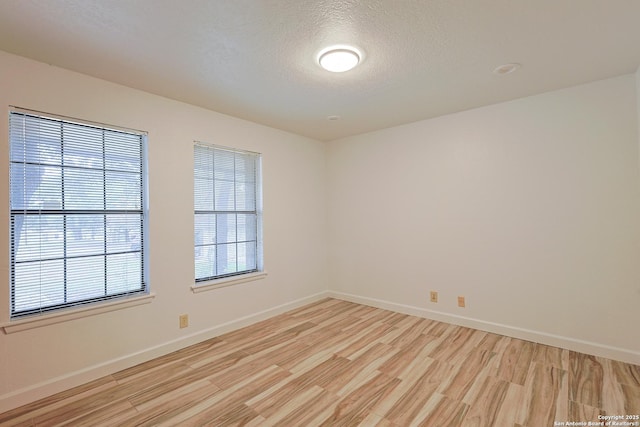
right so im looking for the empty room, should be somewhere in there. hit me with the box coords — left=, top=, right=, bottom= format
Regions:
left=0, top=1, right=639, bottom=426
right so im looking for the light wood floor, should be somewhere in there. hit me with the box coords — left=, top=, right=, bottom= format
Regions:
left=1, top=298, right=639, bottom=426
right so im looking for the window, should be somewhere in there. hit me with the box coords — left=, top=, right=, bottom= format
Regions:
left=9, top=109, right=148, bottom=318
left=194, top=143, right=262, bottom=283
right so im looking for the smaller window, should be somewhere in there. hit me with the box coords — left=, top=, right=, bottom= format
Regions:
left=194, top=143, right=263, bottom=283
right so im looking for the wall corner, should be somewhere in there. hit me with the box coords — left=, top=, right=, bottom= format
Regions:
left=637, top=65, right=640, bottom=173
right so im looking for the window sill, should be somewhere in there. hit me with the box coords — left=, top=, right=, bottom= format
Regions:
left=1, top=293, right=156, bottom=334
left=191, top=271, right=268, bottom=293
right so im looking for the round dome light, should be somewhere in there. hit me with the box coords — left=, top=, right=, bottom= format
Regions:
left=318, top=48, right=360, bottom=73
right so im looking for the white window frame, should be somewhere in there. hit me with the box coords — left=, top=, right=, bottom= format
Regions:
left=7, top=107, right=150, bottom=320
left=193, top=142, right=264, bottom=290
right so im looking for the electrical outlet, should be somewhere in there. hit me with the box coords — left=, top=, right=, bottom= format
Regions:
left=430, top=291, right=438, bottom=303
left=458, top=296, right=465, bottom=308
left=179, top=314, right=189, bottom=329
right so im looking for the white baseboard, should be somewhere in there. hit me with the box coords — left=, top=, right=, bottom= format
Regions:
left=327, top=291, right=640, bottom=366
left=0, top=292, right=329, bottom=414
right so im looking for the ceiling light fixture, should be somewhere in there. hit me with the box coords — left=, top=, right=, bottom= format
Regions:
left=318, top=47, right=361, bottom=73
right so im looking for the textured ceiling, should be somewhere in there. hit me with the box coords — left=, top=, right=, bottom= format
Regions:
left=1, top=0, right=639, bottom=141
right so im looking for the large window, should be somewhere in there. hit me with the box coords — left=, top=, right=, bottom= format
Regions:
left=9, top=109, right=148, bottom=318
left=194, top=143, right=262, bottom=283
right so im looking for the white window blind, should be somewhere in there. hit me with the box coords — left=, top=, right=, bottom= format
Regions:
left=194, top=143, right=262, bottom=282
left=9, top=109, right=148, bottom=318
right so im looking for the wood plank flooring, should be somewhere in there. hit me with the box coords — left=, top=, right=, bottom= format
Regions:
left=1, top=298, right=639, bottom=426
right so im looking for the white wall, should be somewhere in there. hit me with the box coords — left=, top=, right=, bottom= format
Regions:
left=0, top=51, right=328, bottom=411
left=637, top=66, right=640, bottom=172
left=327, top=74, right=640, bottom=364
